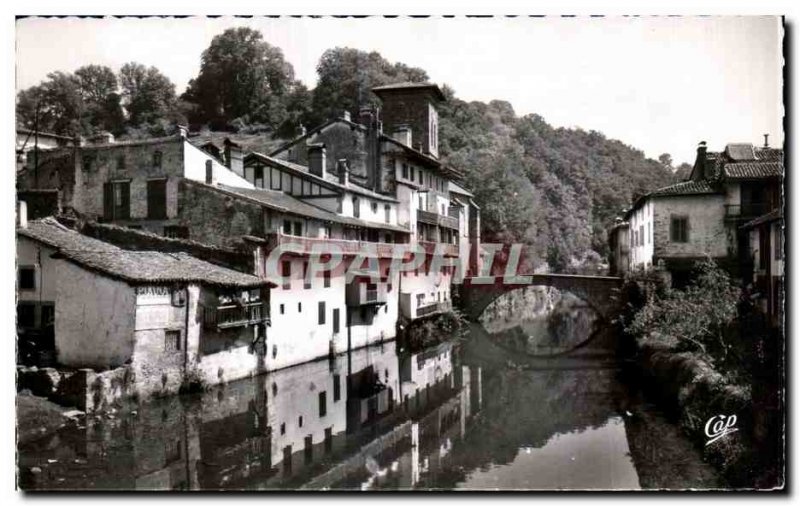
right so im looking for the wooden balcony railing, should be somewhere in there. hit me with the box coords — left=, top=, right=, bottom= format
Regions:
left=725, top=202, right=770, bottom=219
left=416, top=300, right=453, bottom=318
left=203, top=301, right=268, bottom=330
left=265, top=232, right=402, bottom=258
left=417, top=209, right=459, bottom=230
left=419, top=240, right=459, bottom=258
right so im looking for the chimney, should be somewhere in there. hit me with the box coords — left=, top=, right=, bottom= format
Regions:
left=358, top=107, right=374, bottom=128
left=224, top=138, right=244, bottom=177
left=342, top=110, right=351, bottom=122
left=17, top=200, right=28, bottom=229
left=308, top=143, right=326, bottom=177
left=764, top=134, right=770, bottom=148
left=697, top=141, right=707, bottom=157
left=337, top=159, right=349, bottom=186
left=393, top=125, right=412, bottom=147
left=87, top=131, right=114, bottom=145
left=177, top=125, right=188, bottom=139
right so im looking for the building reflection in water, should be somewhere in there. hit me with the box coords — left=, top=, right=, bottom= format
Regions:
left=19, top=339, right=481, bottom=491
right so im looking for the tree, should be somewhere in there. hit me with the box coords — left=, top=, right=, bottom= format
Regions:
left=658, top=153, right=673, bottom=170
left=310, top=47, right=429, bottom=127
left=16, top=72, right=85, bottom=136
left=119, top=62, right=180, bottom=127
left=182, top=27, right=299, bottom=129
left=75, top=65, right=125, bottom=135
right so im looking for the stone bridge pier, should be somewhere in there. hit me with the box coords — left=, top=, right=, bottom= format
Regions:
left=458, top=274, right=623, bottom=321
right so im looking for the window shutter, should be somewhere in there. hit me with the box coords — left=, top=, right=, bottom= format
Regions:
left=120, top=182, right=131, bottom=219
left=103, top=182, right=113, bottom=220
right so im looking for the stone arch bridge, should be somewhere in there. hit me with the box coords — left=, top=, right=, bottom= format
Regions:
left=458, top=274, right=624, bottom=321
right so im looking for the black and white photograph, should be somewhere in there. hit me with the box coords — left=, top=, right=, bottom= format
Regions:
left=8, top=6, right=789, bottom=493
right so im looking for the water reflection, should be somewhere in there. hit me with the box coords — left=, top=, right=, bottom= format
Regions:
left=19, top=300, right=722, bottom=490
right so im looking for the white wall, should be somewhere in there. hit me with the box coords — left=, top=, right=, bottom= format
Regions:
left=55, top=260, right=137, bottom=368
left=629, top=198, right=655, bottom=270
left=183, top=141, right=254, bottom=189
left=17, top=237, right=58, bottom=304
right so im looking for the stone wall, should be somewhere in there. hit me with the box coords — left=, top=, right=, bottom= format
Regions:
left=177, top=179, right=266, bottom=248
left=653, top=194, right=730, bottom=261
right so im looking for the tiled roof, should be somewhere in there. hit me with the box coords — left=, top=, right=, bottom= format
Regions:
left=448, top=181, right=474, bottom=197
left=18, top=218, right=270, bottom=289
left=372, top=82, right=445, bottom=100
left=650, top=180, right=719, bottom=197
left=724, top=162, right=783, bottom=180
left=216, top=184, right=411, bottom=234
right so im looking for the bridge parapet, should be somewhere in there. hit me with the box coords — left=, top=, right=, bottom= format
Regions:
left=458, top=274, right=623, bottom=321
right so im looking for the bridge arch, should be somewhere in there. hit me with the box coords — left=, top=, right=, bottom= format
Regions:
left=458, top=274, right=623, bottom=322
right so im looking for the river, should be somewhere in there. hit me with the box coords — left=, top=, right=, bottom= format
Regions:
left=17, top=289, right=724, bottom=490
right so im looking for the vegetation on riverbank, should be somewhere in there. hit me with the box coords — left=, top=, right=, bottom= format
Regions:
left=16, top=392, right=70, bottom=445
left=620, top=260, right=783, bottom=489
left=398, top=310, right=469, bottom=353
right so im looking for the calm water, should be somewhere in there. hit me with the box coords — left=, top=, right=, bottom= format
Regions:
left=18, top=295, right=723, bottom=490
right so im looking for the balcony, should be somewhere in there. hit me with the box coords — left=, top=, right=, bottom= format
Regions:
left=265, top=232, right=402, bottom=258
left=725, top=202, right=771, bottom=220
left=416, top=300, right=453, bottom=318
left=419, top=240, right=459, bottom=258
left=417, top=209, right=459, bottom=230
left=203, top=301, right=269, bottom=330
left=346, top=282, right=388, bottom=307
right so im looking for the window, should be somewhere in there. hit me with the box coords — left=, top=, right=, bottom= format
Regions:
left=293, top=221, right=302, bottom=237
left=670, top=217, right=689, bottom=243
left=17, top=303, right=35, bottom=328
left=254, top=166, right=264, bottom=188
left=324, top=427, right=333, bottom=453
left=319, top=391, right=327, bottom=417
left=147, top=179, right=168, bottom=219
left=639, top=225, right=644, bottom=247
left=165, top=330, right=181, bottom=352
left=298, top=416, right=303, bottom=428
left=279, top=304, right=285, bottom=314
left=418, top=170, right=423, bottom=184
left=303, top=261, right=311, bottom=289
left=333, top=374, right=341, bottom=402
left=152, top=150, right=162, bottom=168
left=352, top=197, right=360, bottom=218
left=297, top=302, right=302, bottom=313
left=280, top=423, right=286, bottom=435
left=283, top=220, right=292, bottom=234
left=170, top=287, right=186, bottom=306
left=384, top=204, right=391, bottom=223
left=18, top=266, right=35, bottom=291
left=318, top=301, right=326, bottom=325
left=323, top=270, right=331, bottom=288
left=282, top=261, right=291, bottom=290
left=402, top=163, right=409, bottom=179
left=116, top=154, right=126, bottom=173
left=371, top=202, right=378, bottom=214
left=103, top=181, right=130, bottom=220
left=332, top=308, right=340, bottom=334
left=82, top=155, right=94, bottom=173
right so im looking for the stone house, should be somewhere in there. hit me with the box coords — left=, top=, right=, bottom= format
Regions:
left=620, top=140, right=783, bottom=285
left=607, top=219, right=630, bottom=277
left=17, top=218, right=273, bottom=399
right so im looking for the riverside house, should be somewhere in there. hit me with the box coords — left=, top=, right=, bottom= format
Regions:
left=17, top=217, right=273, bottom=399
left=620, top=140, right=783, bottom=286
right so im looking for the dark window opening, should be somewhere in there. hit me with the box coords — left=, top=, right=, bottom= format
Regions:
left=282, top=261, right=291, bottom=290
left=165, top=330, right=181, bottom=352
left=103, top=181, right=130, bottom=220
left=153, top=150, right=162, bottom=168
left=323, top=270, right=331, bottom=288
left=318, top=301, right=326, bottom=325
left=17, top=303, right=36, bottom=328
left=319, top=391, right=327, bottom=417
left=147, top=179, right=168, bottom=219
left=18, top=267, right=35, bottom=290
left=333, top=374, right=341, bottom=402
left=164, top=226, right=189, bottom=239
left=670, top=216, right=689, bottom=243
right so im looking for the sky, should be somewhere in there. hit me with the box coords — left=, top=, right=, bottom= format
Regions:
left=15, top=15, right=783, bottom=164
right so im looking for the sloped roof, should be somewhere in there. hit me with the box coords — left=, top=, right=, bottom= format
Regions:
left=372, top=82, right=445, bottom=101
left=650, top=180, right=719, bottom=197
left=724, top=143, right=757, bottom=161
left=216, top=184, right=411, bottom=234
left=724, top=162, right=783, bottom=180
left=741, top=208, right=783, bottom=230
left=18, top=218, right=270, bottom=289
left=448, top=181, right=474, bottom=197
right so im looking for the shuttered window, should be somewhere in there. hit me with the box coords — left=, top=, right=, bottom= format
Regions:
left=670, top=216, right=689, bottom=243
left=103, top=181, right=130, bottom=220
left=147, top=179, right=167, bottom=219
